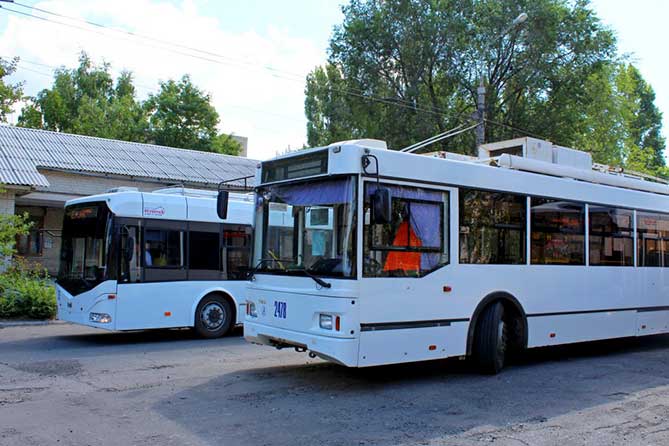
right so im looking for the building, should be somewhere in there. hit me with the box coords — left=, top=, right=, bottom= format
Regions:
left=0, top=125, right=258, bottom=275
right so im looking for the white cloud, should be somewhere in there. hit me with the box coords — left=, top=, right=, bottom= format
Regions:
left=0, top=0, right=326, bottom=160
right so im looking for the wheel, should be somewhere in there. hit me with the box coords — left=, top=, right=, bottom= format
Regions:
left=194, top=295, right=233, bottom=338
left=474, top=302, right=508, bottom=374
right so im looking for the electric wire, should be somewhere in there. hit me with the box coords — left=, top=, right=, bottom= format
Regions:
left=2, top=3, right=468, bottom=121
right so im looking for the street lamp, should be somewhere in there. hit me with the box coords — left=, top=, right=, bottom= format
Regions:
left=475, top=12, right=528, bottom=148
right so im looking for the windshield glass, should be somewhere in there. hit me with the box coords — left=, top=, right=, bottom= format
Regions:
left=58, top=202, right=113, bottom=295
left=255, top=176, right=357, bottom=278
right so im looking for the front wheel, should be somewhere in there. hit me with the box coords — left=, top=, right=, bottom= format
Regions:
left=474, top=302, right=508, bottom=374
left=194, top=295, right=233, bottom=339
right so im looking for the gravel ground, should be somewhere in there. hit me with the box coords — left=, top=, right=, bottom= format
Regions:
left=1, top=323, right=669, bottom=446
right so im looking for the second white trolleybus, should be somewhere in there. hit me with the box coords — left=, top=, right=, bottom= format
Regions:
left=56, top=187, right=253, bottom=338
left=242, top=137, right=669, bottom=373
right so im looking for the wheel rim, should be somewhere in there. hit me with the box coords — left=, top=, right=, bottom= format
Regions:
left=200, top=302, right=226, bottom=331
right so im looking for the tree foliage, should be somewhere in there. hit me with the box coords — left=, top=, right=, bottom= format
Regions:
left=305, top=0, right=666, bottom=176
left=17, top=53, right=240, bottom=155
left=0, top=57, right=23, bottom=123
left=144, top=75, right=240, bottom=155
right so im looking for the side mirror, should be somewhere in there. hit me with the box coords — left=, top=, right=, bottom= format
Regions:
left=124, top=236, right=135, bottom=262
left=217, top=190, right=229, bottom=220
left=371, top=187, right=392, bottom=224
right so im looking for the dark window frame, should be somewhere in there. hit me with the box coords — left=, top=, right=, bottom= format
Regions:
left=458, top=188, right=527, bottom=265
left=363, top=182, right=450, bottom=278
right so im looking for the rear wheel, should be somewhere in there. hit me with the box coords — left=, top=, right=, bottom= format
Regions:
left=474, top=302, right=508, bottom=374
left=194, top=295, right=233, bottom=339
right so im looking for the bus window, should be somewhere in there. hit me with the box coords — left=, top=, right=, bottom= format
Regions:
left=144, top=229, right=184, bottom=268
left=637, top=212, right=669, bottom=267
left=589, top=207, right=634, bottom=266
left=189, top=231, right=220, bottom=270
left=120, top=225, right=140, bottom=283
left=459, top=189, right=526, bottom=264
left=531, top=198, right=585, bottom=265
left=224, top=226, right=251, bottom=280
left=363, top=183, right=448, bottom=278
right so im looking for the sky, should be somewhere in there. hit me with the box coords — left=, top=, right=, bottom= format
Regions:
left=1, top=0, right=667, bottom=161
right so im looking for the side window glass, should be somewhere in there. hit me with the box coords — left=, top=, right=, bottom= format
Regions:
left=531, top=198, right=585, bottom=265
left=589, top=207, right=634, bottom=266
left=144, top=229, right=184, bottom=268
left=224, top=227, right=251, bottom=280
left=120, top=226, right=140, bottom=282
left=459, top=188, right=526, bottom=264
left=637, top=212, right=669, bottom=267
left=363, top=183, right=448, bottom=278
left=189, top=231, right=219, bottom=270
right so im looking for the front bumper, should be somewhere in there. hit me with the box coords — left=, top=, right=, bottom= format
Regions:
left=244, top=321, right=360, bottom=367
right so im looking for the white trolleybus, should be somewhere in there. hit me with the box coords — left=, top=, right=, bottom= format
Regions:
left=242, top=137, right=669, bottom=373
left=56, top=186, right=253, bottom=338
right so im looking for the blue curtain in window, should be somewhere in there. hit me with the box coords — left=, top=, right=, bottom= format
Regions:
left=269, top=177, right=354, bottom=206
left=366, top=183, right=444, bottom=270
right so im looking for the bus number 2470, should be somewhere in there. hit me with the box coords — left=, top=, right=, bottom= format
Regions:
left=274, top=301, right=287, bottom=319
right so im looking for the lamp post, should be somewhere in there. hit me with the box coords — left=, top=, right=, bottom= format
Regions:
left=475, top=12, right=528, bottom=149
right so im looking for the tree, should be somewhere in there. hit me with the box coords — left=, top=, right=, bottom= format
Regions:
left=18, top=53, right=148, bottom=143
left=0, top=57, right=23, bottom=123
left=145, top=75, right=240, bottom=154
left=304, top=0, right=665, bottom=175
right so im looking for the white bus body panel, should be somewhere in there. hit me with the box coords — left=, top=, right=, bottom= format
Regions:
left=58, top=189, right=253, bottom=332
left=245, top=142, right=669, bottom=367
left=56, top=281, right=119, bottom=331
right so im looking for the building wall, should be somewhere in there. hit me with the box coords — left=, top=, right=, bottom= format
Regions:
left=0, top=189, right=15, bottom=215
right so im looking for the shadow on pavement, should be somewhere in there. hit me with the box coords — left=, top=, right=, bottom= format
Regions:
left=155, top=334, right=669, bottom=446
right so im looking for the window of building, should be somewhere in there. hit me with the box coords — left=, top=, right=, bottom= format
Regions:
left=531, top=198, right=585, bottom=265
left=363, top=183, right=448, bottom=278
left=16, top=214, right=44, bottom=256
left=637, top=212, right=669, bottom=267
left=589, top=206, right=634, bottom=266
left=459, top=189, right=526, bottom=264
left=144, top=229, right=184, bottom=268
left=189, top=231, right=219, bottom=270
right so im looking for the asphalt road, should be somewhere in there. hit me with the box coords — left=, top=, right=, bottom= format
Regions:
left=2, top=323, right=669, bottom=446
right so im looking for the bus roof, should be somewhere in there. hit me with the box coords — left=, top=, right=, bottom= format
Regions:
left=259, top=137, right=669, bottom=214
left=65, top=187, right=253, bottom=226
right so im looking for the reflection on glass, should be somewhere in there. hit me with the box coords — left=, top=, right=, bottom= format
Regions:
left=531, top=198, right=585, bottom=265
left=255, top=177, right=357, bottom=278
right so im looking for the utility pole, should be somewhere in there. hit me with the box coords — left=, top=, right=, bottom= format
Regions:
left=475, top=79, right=486, bottom=149
left=475, top=12, right=528, bottom=149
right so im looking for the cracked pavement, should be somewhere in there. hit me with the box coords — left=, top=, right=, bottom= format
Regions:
left=1, top=324, right=669, bottom=445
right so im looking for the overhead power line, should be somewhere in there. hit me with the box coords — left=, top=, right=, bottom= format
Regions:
left=1, top=2, right=467, bottom=120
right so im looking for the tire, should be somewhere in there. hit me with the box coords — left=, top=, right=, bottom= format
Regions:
left=474, top=302, right=508, bottom=374
left=194, top=295, right=233, bottom=339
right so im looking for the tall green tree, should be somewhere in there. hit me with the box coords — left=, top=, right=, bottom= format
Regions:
left=0, top=57, right=23, bottom=123
left=305, top=0, right=666, bottom=176
left=145, top=75, right=240, bottom=155
left=18, top=53, right=148, bottom=142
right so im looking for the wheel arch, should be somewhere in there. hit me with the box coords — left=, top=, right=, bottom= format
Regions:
left=190, top=287, right=240, bottom=327
left=466, top=291, right=527, bottom=356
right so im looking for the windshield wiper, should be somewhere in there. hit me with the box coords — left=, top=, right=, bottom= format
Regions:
left=246, top=258, right=283, bottom=280
left=289, top=266, right=332, bottom=289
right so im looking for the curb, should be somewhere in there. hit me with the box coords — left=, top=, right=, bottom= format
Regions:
left=0, top=320, right=67, bottom=328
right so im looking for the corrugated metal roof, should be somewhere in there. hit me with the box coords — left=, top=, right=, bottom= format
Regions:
left=0, top=125, right=258, bottom=188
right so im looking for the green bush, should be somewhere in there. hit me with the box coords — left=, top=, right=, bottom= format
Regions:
left=0, top=258, right=56, bottom=320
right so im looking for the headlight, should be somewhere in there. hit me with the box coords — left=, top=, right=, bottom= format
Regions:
left=319, top=314, right=333, bottom=330
left=89, top=312, right=112, bottom=324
